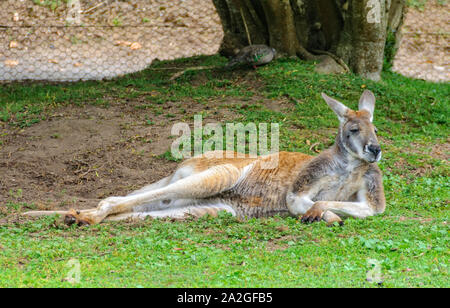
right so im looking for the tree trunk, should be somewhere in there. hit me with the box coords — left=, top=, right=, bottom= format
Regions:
left=212, top=0, right=405, bottom=81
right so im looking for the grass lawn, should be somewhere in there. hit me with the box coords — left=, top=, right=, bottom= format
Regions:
left=0, top=55, right=448, bottom=287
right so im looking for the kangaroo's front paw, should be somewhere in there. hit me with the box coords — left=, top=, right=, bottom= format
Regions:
left=64, top=209, right=96, bottom=227
left=301, top=206, right=324, bottom=224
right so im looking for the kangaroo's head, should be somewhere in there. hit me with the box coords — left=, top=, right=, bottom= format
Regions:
left=322, top=90, right=381, bottom=163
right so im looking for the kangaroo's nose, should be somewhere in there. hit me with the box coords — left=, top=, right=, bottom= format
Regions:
left=368, top=144, right=381, bottom=157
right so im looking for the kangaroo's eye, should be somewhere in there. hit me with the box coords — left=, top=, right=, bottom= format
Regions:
left=374, top=127, right=378, bottom=134
left=350, top=128, right=360, bottom=133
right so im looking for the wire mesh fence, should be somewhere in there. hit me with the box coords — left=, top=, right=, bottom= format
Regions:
left=0, top=0, right=223, bottom=82
left=0, top=0, right=448, bottom=83
left=392, top=0, right=449, bottom=82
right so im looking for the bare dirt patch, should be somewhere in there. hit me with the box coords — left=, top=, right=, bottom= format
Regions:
left=406, top=139, right=450, bottom=162
left=0, top=96, right=244, bottom=213
left=386, top=216, right=434, bottom=224
left=1, top=104, right=176, bottom=210
left=430, top=142, right=450, bottom=161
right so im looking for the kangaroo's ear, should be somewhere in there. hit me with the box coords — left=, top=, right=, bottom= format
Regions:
left=321, top=93, right=349, bottom=123
left=358, top=90, right=376, bottom=122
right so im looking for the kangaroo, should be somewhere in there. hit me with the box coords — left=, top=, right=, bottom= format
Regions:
left=24, top=90, right=385, bottom=226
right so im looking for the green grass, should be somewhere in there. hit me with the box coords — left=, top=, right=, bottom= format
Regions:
left=0, top=213, right=448, bottom=287
left=33, top=0, right=68, bottom=11
left=0, top=55, right=449, bottom=287
left=406, top=0, right=448, bottom=10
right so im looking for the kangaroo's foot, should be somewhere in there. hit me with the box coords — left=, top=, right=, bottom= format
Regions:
left=64, top=197, right=129, bottom=226
left=323, top=211, right=344, bottom=226
left=64, top=209, right=97, bottom=226
left=23, top=208, right=99, bottom=226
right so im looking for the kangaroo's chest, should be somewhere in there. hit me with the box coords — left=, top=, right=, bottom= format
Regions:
left=312, top=171, right=363, bottom=202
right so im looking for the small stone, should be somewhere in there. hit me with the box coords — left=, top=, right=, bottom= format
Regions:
left=315, top=56, right=346, bottom=75
left=9, top=41, right=18, bottom=49
left=130, top=42, right=142, bottom=50
left=4, top=59, right=19, bottom=67
left=115, top=40, right=132, bottom=47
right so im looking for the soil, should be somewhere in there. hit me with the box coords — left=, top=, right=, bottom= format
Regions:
left=0, top=94, right=248, bottom=211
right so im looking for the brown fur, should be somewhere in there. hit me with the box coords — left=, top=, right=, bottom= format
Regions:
left=212, top=152, right=313, bottom=218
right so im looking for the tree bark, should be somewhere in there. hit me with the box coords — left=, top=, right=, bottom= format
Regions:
left=212, top=0, right=405, bottom=81
left=387, top=0, right=405, bottom=51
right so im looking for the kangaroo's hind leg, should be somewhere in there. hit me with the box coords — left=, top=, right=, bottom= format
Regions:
left=130, top=167, right=200, bottom=213
left=22, top=176, right=173, bottom=225
left=66, top=163, right=244, bottom=225
left=105, top=203, right=236, bottom=222
left=23, top=208, right=98, bottom=226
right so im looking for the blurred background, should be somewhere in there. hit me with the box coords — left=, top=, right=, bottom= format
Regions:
left=0, top=0, right=448, bottom=82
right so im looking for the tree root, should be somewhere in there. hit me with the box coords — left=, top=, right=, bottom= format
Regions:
left=169, top=66, right=216, bottom=81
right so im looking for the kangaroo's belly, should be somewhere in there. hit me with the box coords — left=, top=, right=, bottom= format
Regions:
left=215, top=188, right=291, bottom=219
left=212, top=152, right=313, bottom=218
